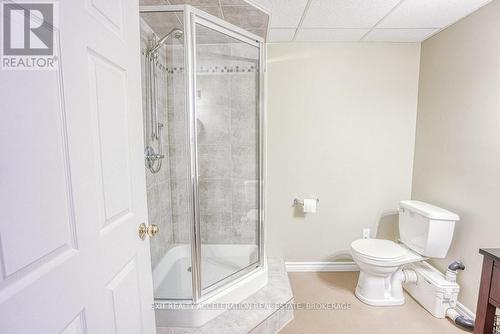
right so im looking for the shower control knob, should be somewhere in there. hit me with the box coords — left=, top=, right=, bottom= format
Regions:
left=147, top=224, right=160, bottom=237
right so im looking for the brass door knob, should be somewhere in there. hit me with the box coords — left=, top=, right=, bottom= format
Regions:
left=139, top=223, right=147, bottom=240
left=147, top=224, right=160, bottom=237
left=138, top=223, right=160, bottom=240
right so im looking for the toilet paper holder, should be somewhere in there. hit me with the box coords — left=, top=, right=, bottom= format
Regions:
left=293, top=198, right=319, bottom=206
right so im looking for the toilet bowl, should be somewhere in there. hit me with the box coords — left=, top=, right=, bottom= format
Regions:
left=350, top=200, right=459, bottom=306
left=351, top=239, right=423, bottom=305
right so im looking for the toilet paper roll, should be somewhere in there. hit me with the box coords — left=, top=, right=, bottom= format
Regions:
left=303, top=198, right=317, bottom=213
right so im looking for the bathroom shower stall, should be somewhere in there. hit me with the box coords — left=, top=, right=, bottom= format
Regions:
left=139, top=4, right=266, bottom=323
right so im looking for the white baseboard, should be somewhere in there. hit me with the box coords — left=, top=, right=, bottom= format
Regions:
left=285, top=261, right=359, bottom=272
left=456, top=301, right=475, bottom=321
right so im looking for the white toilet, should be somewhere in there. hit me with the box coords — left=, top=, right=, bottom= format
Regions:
left=351, top=200, right=459, bottom=306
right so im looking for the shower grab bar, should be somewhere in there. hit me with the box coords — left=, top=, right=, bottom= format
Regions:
left=152, top=55, right=159, bottom=140
left=147, top=50, right=159, bottom=140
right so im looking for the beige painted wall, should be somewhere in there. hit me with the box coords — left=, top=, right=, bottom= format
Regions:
left=266, top=43, right=421, bottom=262
left=412, top=0, right=500, bottom=312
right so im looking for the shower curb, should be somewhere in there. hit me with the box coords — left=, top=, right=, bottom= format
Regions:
left=156, top=257, right=294, bottom=334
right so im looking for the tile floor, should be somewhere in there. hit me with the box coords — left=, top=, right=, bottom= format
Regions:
left=280, top=272, right=466, bottom=334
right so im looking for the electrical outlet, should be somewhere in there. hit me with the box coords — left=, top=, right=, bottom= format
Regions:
left=363, top=228, right=370, bottom=239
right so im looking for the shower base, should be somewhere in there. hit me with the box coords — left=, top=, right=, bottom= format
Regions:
left=156, top=258, right=294, bottom=334
left=153, top=243, right=267, bottom=327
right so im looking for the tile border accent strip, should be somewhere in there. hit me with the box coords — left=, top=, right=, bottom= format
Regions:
left=161, top=65, right=259, bottom=74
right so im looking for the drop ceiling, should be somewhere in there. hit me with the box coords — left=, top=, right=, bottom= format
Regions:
left=140, top=0, right=493, bottom=43
left=268, top=0, right=493, bottom=42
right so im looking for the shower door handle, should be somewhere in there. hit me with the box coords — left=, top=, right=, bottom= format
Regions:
left=138, top=223, right=160, bottom=240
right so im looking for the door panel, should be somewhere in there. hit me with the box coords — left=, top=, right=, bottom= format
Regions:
left=61, top=311, right=87, bottom=334
left=193, top=22, right=261, bottom=292
left=106, top=258, right=143, bottom=334
left=0, top=1, right=155, bottom=333
left=0, top=55, right=77, bottom=279
left=87, top=50, right=133, bottom=229
left=87, top=0, right=124, bottom=36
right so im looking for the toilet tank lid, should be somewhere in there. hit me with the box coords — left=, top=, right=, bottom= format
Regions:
left=399, top=200, right=460, bottom=221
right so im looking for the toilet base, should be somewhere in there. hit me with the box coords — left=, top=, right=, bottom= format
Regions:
left=354, top=270, right=406, bottom=306
left=355, top=286, right=405, bottom=306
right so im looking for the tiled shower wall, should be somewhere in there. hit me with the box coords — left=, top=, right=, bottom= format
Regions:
left=166, top=43, right=260, bottom=246
left=196, top=43, right=260, bottom=245
left=141, top=18, right=260, bottom=270
left=166, top=45, right=190, bottom=245
left=140, top=19, right=174, bottom=269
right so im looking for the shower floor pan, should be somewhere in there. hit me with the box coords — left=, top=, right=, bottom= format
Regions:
left=153, top=244, right=267, bottom=327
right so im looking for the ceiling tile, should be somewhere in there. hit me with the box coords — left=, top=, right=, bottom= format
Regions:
left=378, top=0, right=492, bottom=28
left=220, top=0, right=250, bottom=5
left=140, top=12, right=183, bottom=36
left=302, top=0, right=400, bottom=28
left=196, top=23, right=240, bottom=43
left=198, top=6, right=224, bottom=18
left=268, top=28, right=296, bottom=42
left=169, top=0, right=219, bottom=6
left=296, top=28, right=369, bottom=42
left=244, top=0, right=273, bottom=12
left=363, top=28, right=438, bottom=42
left=140, top=0, right=169, bottom=5
left=269, top=0, right=308, bottom=28
left=222, top=5, right=269, bottom=29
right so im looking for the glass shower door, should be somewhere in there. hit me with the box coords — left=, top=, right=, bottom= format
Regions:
left=193, top=22, right=262, bottom=292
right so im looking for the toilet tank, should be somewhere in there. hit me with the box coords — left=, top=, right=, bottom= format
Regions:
left=399, top=200, right=459, bottom=258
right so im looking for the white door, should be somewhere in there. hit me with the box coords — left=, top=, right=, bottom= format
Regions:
left=0, top=1, right=155, bottom=333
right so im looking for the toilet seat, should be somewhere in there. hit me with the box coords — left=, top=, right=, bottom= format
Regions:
left=351, top=239, right=423, bottom=266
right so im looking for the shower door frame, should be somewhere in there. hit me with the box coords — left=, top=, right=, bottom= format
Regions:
left=139, top=5, right=266, bottom=304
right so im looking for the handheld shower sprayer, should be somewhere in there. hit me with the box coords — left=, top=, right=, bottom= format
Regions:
left=144, top=27, right=183, bottom=174
left=148, top=28, right=183, bottom=55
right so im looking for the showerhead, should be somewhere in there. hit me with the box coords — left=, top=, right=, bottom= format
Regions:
left=148, top=28, right=184, bottom=55
left=170, top=28, right=183, bottom=39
